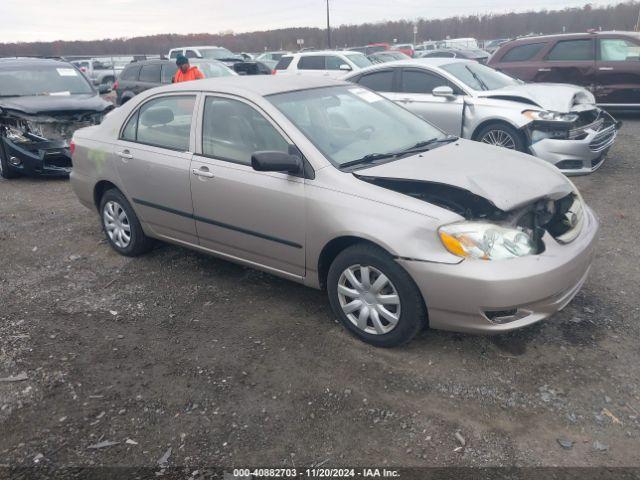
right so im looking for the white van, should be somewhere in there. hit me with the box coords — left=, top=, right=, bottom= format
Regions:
left=274, top=51, right=372, bottom=78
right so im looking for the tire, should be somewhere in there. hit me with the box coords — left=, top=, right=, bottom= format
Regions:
left=474, top=122, right=526, bottom=152
left=327, top=243, right=426, bottom=347
left=99, top=188, right=154, bottom=256
left=0, top=143, right=20, bottom=179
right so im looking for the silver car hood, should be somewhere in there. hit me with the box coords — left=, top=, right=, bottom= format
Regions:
left=355, top=140, right=572, bottom=212
left=476, top=83, right=595, bottom=112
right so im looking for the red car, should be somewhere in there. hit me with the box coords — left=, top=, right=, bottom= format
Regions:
left=488, top=31, right=640, bottom=108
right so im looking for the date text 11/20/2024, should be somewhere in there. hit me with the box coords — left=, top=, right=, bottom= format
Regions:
left=231, top=468, right=401, bottom=478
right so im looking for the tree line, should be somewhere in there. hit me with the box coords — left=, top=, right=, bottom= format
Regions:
left=1, top=1, right=639, bottom=57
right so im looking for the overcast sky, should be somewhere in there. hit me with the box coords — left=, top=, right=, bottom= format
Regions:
left=0, top=0, right=619, bottom=43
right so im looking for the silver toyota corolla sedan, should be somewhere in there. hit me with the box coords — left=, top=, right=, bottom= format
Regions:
left=344, top=58, right=620, bottom=175
left=70, top=76, right=598, bottom=347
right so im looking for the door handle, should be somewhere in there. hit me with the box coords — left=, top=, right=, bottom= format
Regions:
left=192, top=167, right=215, bottom=178
left=537, top=68, right=551, bottom=72
left=398, top=98, right=414, bottom=103
left=598, top=67, right=614, bottom=71
left=117, top=150, right=133, bottom=160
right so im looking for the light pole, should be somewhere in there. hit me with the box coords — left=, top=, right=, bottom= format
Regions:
left=326, top=0, right=331, bottom=49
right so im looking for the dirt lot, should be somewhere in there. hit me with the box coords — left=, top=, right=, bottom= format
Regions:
left=1, top=116, right=639, bottom=473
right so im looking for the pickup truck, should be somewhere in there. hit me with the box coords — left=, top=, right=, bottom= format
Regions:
left=71, top=58, right=123, bottom=93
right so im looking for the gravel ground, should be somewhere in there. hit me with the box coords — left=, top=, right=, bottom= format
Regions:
left=1, top=116, right=639, bottom=472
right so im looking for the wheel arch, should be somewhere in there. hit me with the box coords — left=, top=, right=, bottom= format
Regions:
left=317, top=236, right=394, bottom=290
left=93, top=180, right=121, bottom=211
left=470, top=118, right=523, bottom=141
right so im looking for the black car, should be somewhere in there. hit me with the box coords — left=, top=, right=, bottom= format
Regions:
left=232, top=60, right=276, bottom=75
left=115, top=59, right=236, bottom=105
left=417, top=48, right=490, bottom=63
left=0, top=57, right=113, bottom=178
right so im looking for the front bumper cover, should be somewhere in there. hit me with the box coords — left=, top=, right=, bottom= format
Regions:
left=1, top=136, right=71, bottom=177
left=398, top=206, right=599, bottom=334
left=526, top=112, right=621, bottom=176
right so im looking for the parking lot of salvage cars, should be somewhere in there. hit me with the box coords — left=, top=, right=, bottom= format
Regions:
left=1, top=116, right=639, bottom=467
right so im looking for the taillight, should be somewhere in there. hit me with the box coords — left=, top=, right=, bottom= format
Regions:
left=113, top=81, right=119, bottom=90
left=69, top=141, right=76, bottom=155
left=80, top=67, right=87, bottom=72
left=272, top=69, right=277, bottom=75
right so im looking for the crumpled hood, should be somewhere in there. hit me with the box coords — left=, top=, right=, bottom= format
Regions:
left=0, top=94, right=112, bottom=117
left=477, top=83, right=596, bottom=112
left=355, top=139, right=573, bottom=212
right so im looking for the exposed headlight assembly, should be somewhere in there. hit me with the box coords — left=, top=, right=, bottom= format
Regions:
left=523, top=110, right=578, bottom=123
left=439, top=222, right=536, bottom=260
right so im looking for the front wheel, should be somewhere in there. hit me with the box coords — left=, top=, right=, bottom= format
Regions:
left=475, top=122, right=526, bottom=152
left=327, top=244, right=426, bottom=347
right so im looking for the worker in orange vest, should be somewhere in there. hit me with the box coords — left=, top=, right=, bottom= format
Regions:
left=173, top=54, right=205, bottom=83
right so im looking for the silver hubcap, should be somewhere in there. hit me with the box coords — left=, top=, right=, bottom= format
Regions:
left=103, top=201, right=131, bottom=248
left=337, top=264, right=401, bottom=335
left=480, top=129, right=516, bottom=149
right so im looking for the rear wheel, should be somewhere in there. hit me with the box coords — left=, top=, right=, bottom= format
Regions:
left=327, top=244, right=426, bottom=347
left=99, top=189, right=154, bottom=256
left=475, top=122, right=526, bottom=152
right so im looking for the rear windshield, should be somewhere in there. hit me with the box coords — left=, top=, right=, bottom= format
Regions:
left=275, top=56, right=294, bottom=70
left=0, top=64, right=93, bottom=96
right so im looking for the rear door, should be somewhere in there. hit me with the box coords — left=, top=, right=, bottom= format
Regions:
left=137, top=63, right=162, bottom=93
left=533, top=38, right=596, bottom=89
left=295, top=55, right=328, bottom=77
left=190, top=95, right=306, bottom=277
left=388, top=68, right=464, bottom=135
left=489, top=42, right=549, bottom=81
left=113, top=93, right=199, bottom=244
left=596, top=36, right=640, bottom=105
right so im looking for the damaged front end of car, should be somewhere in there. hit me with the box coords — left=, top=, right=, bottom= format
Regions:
left=357, top=176, right=585, bottom=260
left=0, top=110, right=107, bottom=177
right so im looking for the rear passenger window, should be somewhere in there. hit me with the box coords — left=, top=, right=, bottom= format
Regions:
left=139, top=64, right=162, bottom=83
left=547, top=40, right=594, bottom=61
left=169, top=51, right=179, bottom=59
left=275, top=56, right=293, bottom=70
left=401, top=70, right=456, bottom=94
left=185, top=50, right=198, bottom=59
left=120, top=65, right=140, bottom=80
left=202, top=97, right=289, bottom=165
left=161, top=64, right=178, bottom=83
left=134, top=95, right=195, bottom=151
left=357, top=70, right=394, bottom=91
left=501, top=43, right=546, bottom=62
left=298, top=56, right=326, bottom=70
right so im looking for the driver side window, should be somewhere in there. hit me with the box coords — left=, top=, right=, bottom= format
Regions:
left=202, top=97, right=290, bottom=166
left=400, top=69, right=460, bottom=95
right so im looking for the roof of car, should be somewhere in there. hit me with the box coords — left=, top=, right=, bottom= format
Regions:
left=505, top=30, right=640, bottom=44
left=286, top=50, right=366, bottom=57
left=151, top=75, right=348, bottom=97
left=344, top=58, right=473, bottom=77
left=0, top=57, right=73, bottom=68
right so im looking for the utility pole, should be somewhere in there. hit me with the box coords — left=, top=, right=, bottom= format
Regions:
left=326, top=0, right=332, bottom=49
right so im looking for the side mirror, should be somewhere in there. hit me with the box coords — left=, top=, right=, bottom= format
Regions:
left=339, top=64, right=352, bottom=71
left=432, top=85, right=455, bottom=98
left=251, top=151, right=302, bottom=174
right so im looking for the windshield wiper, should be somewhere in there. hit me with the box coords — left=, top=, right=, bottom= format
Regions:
left=466, top=66, right=489, bottom=91
left=396, top=136, right=458, bottom=155
left=339, top=152, right=398, bottom=169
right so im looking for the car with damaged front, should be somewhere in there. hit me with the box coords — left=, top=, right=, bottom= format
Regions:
left=70, top=76, right=598, bottom=347
left=0, top=58, right=113, bottom=179
left=345, top=58, right=620, bottom=175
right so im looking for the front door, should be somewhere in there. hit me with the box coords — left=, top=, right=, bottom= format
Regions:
left=596, top=37, right=640, bottom=105
left=190, top=95, right=306, bottom=278
left=113, top=93, right=198, bottom=244
left=385, top=68, right=464, bottom=135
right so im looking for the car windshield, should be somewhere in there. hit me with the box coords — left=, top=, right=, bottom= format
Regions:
left=345, top=54, right=373, bottom=68
left=269, top=85, right=445, bottom=168
left=199, top=48, right=240, bottom=60
left=441, top=62, right=520, bottom=91
left=190, top=60, right=236, bottom=77
left=0, top=65, right=93, bottom=97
